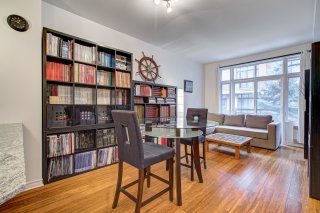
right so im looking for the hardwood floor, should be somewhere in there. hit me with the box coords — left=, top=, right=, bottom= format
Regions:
left=1, top=145, right=320, bottom=213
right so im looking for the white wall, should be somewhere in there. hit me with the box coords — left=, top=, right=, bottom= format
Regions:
left=315, top=0, right=320, bottom=41
left=204, top=43, right=311, bottom=113
left=0, top=0, right=42, bottom=187
left=42, top=2, right=204, bottom=112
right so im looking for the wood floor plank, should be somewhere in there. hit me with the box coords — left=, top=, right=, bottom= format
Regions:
left=1, top=146, right=320, bottom=213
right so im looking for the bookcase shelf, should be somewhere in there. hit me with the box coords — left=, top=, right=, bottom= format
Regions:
left=42, top=27, right=132, bottom=184
left=132, top=81, right=177, bottom=124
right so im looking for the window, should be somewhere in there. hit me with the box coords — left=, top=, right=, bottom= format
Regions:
left=234, top=65, right=255, bottom=80
left=287, top=77, right=300, bottom=122
left=257, top=80, right=281, bottom=122
left=234, top=82, right=254, bottom=114
left=221, top=84, right=230, bottom=114
left=219, top=54, right=301, bottom=123
left=257, top=60, right=283, bottom=77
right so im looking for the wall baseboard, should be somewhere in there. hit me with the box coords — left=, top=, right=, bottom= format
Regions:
left=25, top=179, right=43, bottom=191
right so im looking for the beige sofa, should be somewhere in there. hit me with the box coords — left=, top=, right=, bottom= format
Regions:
left=206, top=113, right=281, bottom=150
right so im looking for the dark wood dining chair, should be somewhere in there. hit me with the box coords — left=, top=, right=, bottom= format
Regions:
left=180, top=108, right=208, bottom=181
left=111, top=110, right=175, bottom=213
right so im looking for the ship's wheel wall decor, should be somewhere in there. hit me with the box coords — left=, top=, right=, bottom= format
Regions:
left=135, top=52, right=161, bottom=82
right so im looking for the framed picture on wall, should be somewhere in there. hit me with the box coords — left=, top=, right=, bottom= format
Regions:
left=184, top=80, right=193, bottom=93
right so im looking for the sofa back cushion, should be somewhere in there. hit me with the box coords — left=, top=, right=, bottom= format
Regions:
left=223, top=114, right=245, bottom=127
left=245, top=114, right=272, bottom=129
left=207, top=113, right=225, bottom=125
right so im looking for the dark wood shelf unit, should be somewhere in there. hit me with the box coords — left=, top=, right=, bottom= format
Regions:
left=42, top=27, right=132, bottom=184
left=132, top=80, right=177, bottom=124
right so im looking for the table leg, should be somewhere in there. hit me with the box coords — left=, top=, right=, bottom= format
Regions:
left=247, top=142, right=251, bottom=153
left=192, top=140, right=203, bottom=183
left=205, top=140, right=209, bottom=152
left=175, top=138, right=182, bottom=206
left=235, top=147, right=240, bottom=160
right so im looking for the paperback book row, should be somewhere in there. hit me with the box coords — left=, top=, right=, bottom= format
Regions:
left=135, top=84, right=152, bottom=97
left=46, top=33, right=72, bottom=59
left=46, top=61, right=71, bottom=82
left=74, top=43, right=96, bottom=64
left=97, top=70, right=114, bottom=86
left=152, top=87, right=167, bottom=97
left=97, top=128, right=116, bottom=147
left=47, top=133, right=75, bottom=158
left=75, top=87, right=95, bottom=105
left=48, top=85, right=73, bottom=104
left=98, top=52, right=115, bottom=68
left=135, top=105, right=145, bottom=122
left=116, top=89, right=130, bottom=105
left=115, top=71, right=131, bottom=88
left=75, top=130, right=95, bottom=150
left=74, top=63, right=96, bottom=84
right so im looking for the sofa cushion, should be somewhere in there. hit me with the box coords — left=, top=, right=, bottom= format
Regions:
left=223, top=114, right=245, bottom=127
left=246, top=115, right=272, bottom=129
left=207, top=113, right=225, bottom=125
left=215, top=125, right=268, bottom=140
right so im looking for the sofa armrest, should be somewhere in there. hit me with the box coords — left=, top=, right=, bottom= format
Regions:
left=267, top=122, right=282, bottom=150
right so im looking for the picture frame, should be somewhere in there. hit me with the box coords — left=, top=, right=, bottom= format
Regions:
left=184, top=80, right=193, bottom=93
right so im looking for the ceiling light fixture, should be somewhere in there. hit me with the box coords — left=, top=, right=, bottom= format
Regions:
left=154, top=0, right=177, bottom=13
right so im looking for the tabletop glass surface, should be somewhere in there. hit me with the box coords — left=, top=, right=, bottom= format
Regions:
left=141, top=117, right=216, bottom=129
left=145, top=128, right=203, bottom=139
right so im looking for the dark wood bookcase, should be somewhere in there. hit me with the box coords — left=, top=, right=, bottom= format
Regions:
left=132, top=80, right=177, bottom=124
left=42, top=27, right=132, bottom=184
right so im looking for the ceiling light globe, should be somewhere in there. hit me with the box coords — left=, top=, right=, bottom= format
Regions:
left=154, top=0, right=161, bottom=5
left=167, top=7, right=173, bottom=13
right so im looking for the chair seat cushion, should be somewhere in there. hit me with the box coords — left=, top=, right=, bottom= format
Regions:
left=143, top=142, right=175, bottom=168
left=180, top=135, right=205, bottom=145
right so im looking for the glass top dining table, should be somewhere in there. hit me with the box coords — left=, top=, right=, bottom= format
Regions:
left=143, top=117, right=212, bottom=206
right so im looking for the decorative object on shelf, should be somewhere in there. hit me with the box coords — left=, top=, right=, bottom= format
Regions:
left=154, top=0, right=179, bottom=13
left=184, top=80, right=193, bottom=93
left=7, top=14, right=29, bottom=32
left=135, top=52, right=161, bottom=82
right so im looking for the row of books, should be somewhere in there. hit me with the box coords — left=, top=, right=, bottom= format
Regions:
left=116, top=55, right=131, bottom=71
left=46, top=33, right=72, bottom=59
left=98, top=52, right=115, bottom=68
left=97, top=89, right=115, bottom=105
left=152, top=87, right=167, bottom=97
left=75, top=130, right=95, bottom=150
left=115, top=71, right=131, bottom=88
left=46, top=61, right=71, bottom=82
left=74, top=43, right=96, bottom=64
left=170, top=105, right=176, bottom=117
left=48, top=155, right=73, bottom=181
left=74, top=87, right=95, bottom=105
left=160, top=106, right=170, bottom=118
left=146, top=106, right=158, bottom=118
left=97, top=147, right=118, bottom=167
left=116, top=90, right=130, bottom=105
left=74, top=63, right=96, bottom=84
left=135, top=85, right=152, bottom=96
left=135, top=105, right=145, bottom=122
left=74, top=151, right=97, bottom=173
left=166, top=98, right=176, bottom=104
left=97, top=70, right=114, bottom=86
left=48, top=85, right=73, bottom=104
left=97, top=128, right=116, bottom=147
left=47, top=133, right=75, bottom=158
left=134, top=97, right=144, bottom=104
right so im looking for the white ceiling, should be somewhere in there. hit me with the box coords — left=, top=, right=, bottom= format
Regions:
left=43, top=0, right=315, bottom=63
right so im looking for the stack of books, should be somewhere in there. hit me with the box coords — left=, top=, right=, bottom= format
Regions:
left=74, top=151, right=97, bottom=173
left=48, top=85, right=73, bottom=104
left=166, top=98, right=176, bottom=104
left=74, top=63, right=96, bottom=84
left=116, top=55, right=131, bottom=71
left=156, top=97, right=165, bottom=104
left=74, top=43, right=96, bottom=64
left=47, top=133, right=74, bottom=157
left=152, top=87, right=162, bottom=97
left=46, top=33, right=72, bottom=59
left=167, top=87, right=176, bottom=98
left=134, top=97, right=144, bottom=104
left=146, top=106, right=158, bottom=118
left=46, top=61, right=71, bottom=82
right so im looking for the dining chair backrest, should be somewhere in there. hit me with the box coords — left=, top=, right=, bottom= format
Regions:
left=112, top=110, right=144, bottom=169
left=186, top=108, right=208, bottom=135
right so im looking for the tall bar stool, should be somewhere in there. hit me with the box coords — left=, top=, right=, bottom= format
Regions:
left=111, top=110, right=175, bottom=213
left=180, top=108, right=208, bottom=181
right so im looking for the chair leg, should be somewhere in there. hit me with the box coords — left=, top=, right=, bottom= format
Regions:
left=147, top=167, right=151, bottom=188
left=203, top=143, right=207, bottom=169
left=135, top=170, right=145, bottom=213
left=185, top=144, right=189, bottom=164
left=168, top=158, right=174, bottom=201
left=112, top=160, right=123, bottom=209
left=191, top=146, right=194, bottom=181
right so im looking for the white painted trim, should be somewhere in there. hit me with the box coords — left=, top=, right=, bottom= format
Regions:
left=25, top=179, right=43, bottom=191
